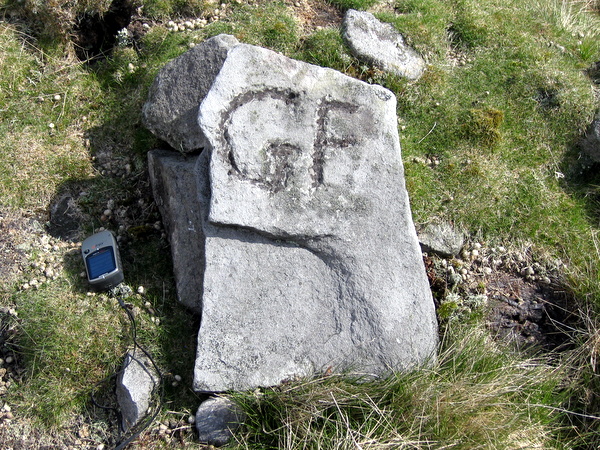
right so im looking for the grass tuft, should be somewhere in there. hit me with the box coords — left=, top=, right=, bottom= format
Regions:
left=231, top=326, right=572, bottom=448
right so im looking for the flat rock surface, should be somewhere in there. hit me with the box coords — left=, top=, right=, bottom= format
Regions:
left=191, top=43, right=437, bottom=392
left=342, top=9, right=425, bottom=80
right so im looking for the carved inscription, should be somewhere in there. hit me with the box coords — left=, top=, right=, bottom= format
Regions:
left=219, top=89, right=361, bottom=194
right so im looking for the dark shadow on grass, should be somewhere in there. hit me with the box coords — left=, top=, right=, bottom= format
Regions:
left=559, top=128, right=600, bottom=230
left=558, top=64, right=600, bottom=228
left=45, top=67, right=204, bottom=445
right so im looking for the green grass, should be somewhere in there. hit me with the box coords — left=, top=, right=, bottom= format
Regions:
left=232, top=326, right=572, bottom=449
left=1, top=0, right=600, bottom=447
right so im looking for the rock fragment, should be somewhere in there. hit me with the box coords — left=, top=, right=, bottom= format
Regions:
left=116, top=350, right=159, bottom=432
left=342, top=9, right=425, bottom=80
left=195, top=396, right=245, bottom=447
left=142, top=34, right=239, bottom=153
left=418, top=221, right=465, bottom=258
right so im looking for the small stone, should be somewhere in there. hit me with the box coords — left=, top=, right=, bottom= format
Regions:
left=196, top=397, right=245, bottom=446
left=471, top=249, right=479, bottom=258
left=448, top=273, right=462, bottom=286
left=48, top=123, right=55, bottom=129
left=53, top=94, right=61, bottom=101
left=473, top=242, right=482, bottom=250
left=174, top=374, right=182, bottom=382
left=137, top=286, right=145, bottom=295
left=188, top=415, right=196, bottom=424
left=483, top=267, right=492, bottom=275
left=521, top=266, right=535, bottom=276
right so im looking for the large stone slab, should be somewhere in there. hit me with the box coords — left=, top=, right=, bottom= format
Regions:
left=191, top=43, right=438, bottom=392
left=342, top=9, right=425, bottom=80
left=142, top=34, right=239, bottom=153
left=148, top=150, right=203, bottom=313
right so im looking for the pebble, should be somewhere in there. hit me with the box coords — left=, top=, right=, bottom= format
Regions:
left=53, top=94, right=61, bottom=101
left=174, top=374, right=182, bottom=382
left=188, top=415, right=196, bottom=424
left=521, top=266, right=535, bottom=276
left=483, top=267, right=492, bottom=275
left=137, top=286, right=145, bottom=295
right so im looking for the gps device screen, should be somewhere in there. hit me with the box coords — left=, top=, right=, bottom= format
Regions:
left=82, top=230, right=124, bottom=290
left=86, top=247, right=117, bottom=280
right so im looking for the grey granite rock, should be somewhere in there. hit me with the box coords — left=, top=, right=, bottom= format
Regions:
left=142, top=34, right=239, bottom=153
left=191, top=43, right=438, bottom=392
left=195, top=397, right=245, bottom=446
left=148, top=150, right=204, bottom=313
left=116, top=350, right=159, bottom=432
left=418, top=221, right=465, bottom=258
left=342, top=9, right=425, bottom=80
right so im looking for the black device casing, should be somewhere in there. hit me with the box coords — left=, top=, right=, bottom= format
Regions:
left=81, top=230, right=124, bottom=290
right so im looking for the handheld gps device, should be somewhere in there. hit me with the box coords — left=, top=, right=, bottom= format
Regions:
left=82, top=230, right=124, bottom=290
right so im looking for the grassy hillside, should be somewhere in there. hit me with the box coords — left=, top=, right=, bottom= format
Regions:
left=0, top=0, right=599, bottom=448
